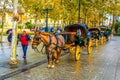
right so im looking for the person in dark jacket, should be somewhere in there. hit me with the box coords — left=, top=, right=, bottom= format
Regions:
left=7, top=33, right=12, bottom=45
left=19, top=30, right=31, bottom=59
left=7, top=31, right=19, bottom=46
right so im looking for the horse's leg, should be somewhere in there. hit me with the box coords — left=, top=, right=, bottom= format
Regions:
left=55, top=48, right=61, bottom=63
left=51, top=50, right=56, bottom=68
left=47, top=53, right=50, bottom=68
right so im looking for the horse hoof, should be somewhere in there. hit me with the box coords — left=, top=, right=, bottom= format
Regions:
left=56, top=60, right=60, bottom=63
left=48, top=65, right=50, bottom=68
left=51, top=65, right=54, bottom=68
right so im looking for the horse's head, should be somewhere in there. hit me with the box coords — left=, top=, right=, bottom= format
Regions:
left=32, top=31, right=42, bottom=49
left=32, top=31, right=50, bottom=49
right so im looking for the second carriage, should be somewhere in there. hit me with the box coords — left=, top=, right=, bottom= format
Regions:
left=89, top=28, right=101, bottom=46
left=99, top=26, right=112, bottom=42
left=61, top=23, right=93, bottom=61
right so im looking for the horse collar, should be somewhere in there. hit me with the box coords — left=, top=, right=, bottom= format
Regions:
left=49, top=35, right=52, bottom=44
left=46, top=35, right=52, bottom=47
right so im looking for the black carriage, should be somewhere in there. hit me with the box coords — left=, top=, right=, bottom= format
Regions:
left=61, top=23, right=92, bottom=60
left=107, top=28, right=112, bottom=39
left=99, top=26, right=109, bottom=42
left=89, top=28, right=101, bottom=46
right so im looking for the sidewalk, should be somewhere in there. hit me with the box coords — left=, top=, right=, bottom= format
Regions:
left=0, top=36, right=47, bottom=79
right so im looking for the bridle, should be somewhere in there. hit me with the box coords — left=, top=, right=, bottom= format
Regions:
left=32, top=31, right=55, bottom=54
left=32, top=32, right=44, bottom=53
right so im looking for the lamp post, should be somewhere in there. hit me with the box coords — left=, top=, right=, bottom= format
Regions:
left=78, top=0, right=80, bottom=23
left=43, top=8, right=53, bottom=32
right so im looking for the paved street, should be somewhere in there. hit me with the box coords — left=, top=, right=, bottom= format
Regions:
left=0, top=36, right=46, bottom=76
left=0, top=0, right=120, bottom=80
left=1, top=36, right=119, bottom=80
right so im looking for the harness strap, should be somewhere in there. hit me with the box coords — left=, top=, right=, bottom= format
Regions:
left=46, top=35, right=52, bottom=47
left=45, top=34, right=64, bottom=53
left=55, top=34, right=59, bottom=48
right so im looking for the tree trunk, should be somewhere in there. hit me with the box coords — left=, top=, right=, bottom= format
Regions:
left=9, top=0, right=19, bottom=65
left=34, top=14, right=38, bottom=29
left=0, top=1, right=6, bottom=45
left=0, top=14, right=5, bottom=45
left=98, top=13, right=101, bottom=26
left=111, top=14, right=115, bottom=30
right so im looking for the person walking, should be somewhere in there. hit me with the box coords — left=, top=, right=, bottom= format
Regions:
left=7, top=30, right=12, bottom=46
left=7, top=31, right=20, bottom=46
left=19, top=30, right=31, bottom=59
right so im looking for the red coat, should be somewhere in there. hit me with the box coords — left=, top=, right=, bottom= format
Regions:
left=20, top=34, right=29, bottom=45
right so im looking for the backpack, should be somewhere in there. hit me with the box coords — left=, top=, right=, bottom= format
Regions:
left=26, top=34, right=31, bottom=41
left=7, top=34, right=12, bottom=42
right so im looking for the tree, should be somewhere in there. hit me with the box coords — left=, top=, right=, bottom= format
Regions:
left=114, top=21, right=120, bottom=33
left=0, top=0, right=14, bottom=44
left=0, top=0, right=7, bottom=44
left=19, top=0, right=45, bottom=27
left=19, top=0, right=120, bottom=28
left=9, top=0, right=19, bottom=65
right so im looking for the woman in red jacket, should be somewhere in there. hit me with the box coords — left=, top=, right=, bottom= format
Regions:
left=20, top=30, right=31, bottom=59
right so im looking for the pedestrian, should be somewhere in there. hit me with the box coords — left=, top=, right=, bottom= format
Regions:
left=7, top=30, right=12, bottom=46
left=19, top=30, right=31, bottom=59
left=56, top=27, right=62, bottom=34
left=7, top=30, right=19, bottom=46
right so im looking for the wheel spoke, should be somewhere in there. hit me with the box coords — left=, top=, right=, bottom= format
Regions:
left=88, top=39, right=92, bottom=54
left=75, top=45, right=80, bottom=61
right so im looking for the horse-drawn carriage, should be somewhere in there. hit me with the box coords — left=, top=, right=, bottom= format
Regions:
left=32, top=23, right=93, bottom=68
left=61, top=23, right=93, bottom=60
left=88, top=28, right=101, bottom=46
left=99, top=26, right=109, bottom=42
left=107, top=28, right=112, bottom=39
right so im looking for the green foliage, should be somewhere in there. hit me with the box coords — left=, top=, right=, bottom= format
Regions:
left=102, top=25, right=107, bottom=28
left=18, top=24, right=23, bottom=29
left=0, top=32, right=6, bottom=35
left=114, top=33, right=120, bottom=36
left=20, top=0, right=120, bottom=27
left=0, top=24, right=2, bottom=28
left=25, top=22, right=34, bottom=28
left=114, top=22, right=120, bottom=33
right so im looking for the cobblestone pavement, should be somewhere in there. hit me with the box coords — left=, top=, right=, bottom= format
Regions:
left=3, top=36, right=120, bottom=80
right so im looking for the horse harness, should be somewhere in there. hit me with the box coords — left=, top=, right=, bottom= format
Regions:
left=43, top=34, right=63, bottom=53
left=49, top=34, right=60, bottom=47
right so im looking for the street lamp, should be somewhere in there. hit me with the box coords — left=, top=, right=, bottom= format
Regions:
left=78, top=0, right=80, bottom=23
left=43, top=8, right=53, bottom=32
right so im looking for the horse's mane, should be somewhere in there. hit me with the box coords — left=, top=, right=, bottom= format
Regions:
left=36, top=31, right=53, bottom=36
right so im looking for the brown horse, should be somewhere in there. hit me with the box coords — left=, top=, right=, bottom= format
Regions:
left=32, top=31, right=65, bottom=68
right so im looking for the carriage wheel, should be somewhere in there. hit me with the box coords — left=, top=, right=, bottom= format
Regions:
left=103, top=36, right=106, bottom=42
left=100, top=36, right=104, bottom=45
left=87, top=38, right=92, bottom=54
left=75, top=45, right=81, bottom=61
left=103, top=36, right=108, bottom=42
left=95, top=39, right=98, bottom=47
left=69, top=45, right=75, bottom=55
